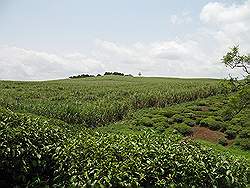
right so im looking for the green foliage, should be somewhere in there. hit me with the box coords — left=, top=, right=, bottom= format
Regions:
left=153, top=109, right=176, bottom=118
left=173, top=123, right=193, bottom=136
left=0, top=77, right=223, bottom=127
left=127, top=93, right=248, bottom=150
left=200, top=117, right=224, bottom=131
left=225, top=130, right=237, bottom=140
left=235, top=138, right=250, bottom=151
left=222, top=46, right=250, bottom=75
left=134, top=117, right=154, bottom=127
left=0, top=76, right=249, bottom=187
left=172, top=114, right=184, bottom=123
left=0, top=108, right=72, bottom=187
left=218, top=138, right=228, bottom=146
left=184, top=118, right=196, bottom=127
left=1, top=107, right=249, bottom=187
left=195, top=100, right=208, bottom=106
left=223, top=86, right=250, bottom=120
left=239, top=129, right=250, bottom=139
left=221, top=46, right=250, bottom=121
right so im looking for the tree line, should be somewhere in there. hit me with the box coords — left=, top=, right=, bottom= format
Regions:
left=69, top=72, right=133, bottom=79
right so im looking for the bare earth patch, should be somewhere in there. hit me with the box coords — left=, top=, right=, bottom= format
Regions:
left=190, top=126, right=225, bottom=144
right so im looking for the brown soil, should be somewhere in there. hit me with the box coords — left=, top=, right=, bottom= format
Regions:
left=189, top=126, right=225, bottom=144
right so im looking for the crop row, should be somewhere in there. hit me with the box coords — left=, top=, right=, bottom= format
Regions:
left=0, top=77, right=225, bottom=127
left=0, top=107, right=248, bottom=187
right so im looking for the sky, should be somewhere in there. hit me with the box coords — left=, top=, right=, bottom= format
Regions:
left=0, top=0, right=250, bottom=80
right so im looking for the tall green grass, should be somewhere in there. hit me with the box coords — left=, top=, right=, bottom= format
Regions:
left=0, top=76, right=224, bottom=127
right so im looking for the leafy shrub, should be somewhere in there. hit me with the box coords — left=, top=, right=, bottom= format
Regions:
left=208, top=107, right=219, bottom=112
left=239, top=129, right=250, bottom=138
left=62, top=132, right=248, bottom=187
left=172, top=114, right=184, bottom=123
left=0, top=108, right=71, bottom=187
left=166, top=118, right=175, bottom=125
left=155, top=110, right=176, bottom=118
left=154, top=126, right=166, bottom=133
left=195, top=117, right=203, bottom=125
left=135, top=117, right=154, bottom=127
left=184, top=112, right=196, bottom=119
left=0, top=108, right=249, bottom=187
left=200, top=117, right=224, bottom=131
left=229, top=117, right=246, bottom=126
left=151, top=116, right=166, bottom=123
left=195, top=100, right=207, bottom=106
left=218, top=138, right=228, bottom=146
left=225, top=130, right=237, bottom=140
left=173, top=123, right=193, bottom=136
left=154, top=121, right=169, bottom=128
left=184, top=118, right=196, bottom=127
left=235, top=138, right=250, bottom=150
left=192, top=106, right=204, bottom=111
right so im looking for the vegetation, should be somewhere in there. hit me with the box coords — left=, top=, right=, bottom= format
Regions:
left=221, top=46, right=250, bottom=120
left=0, top=77, right=224, bottom=127
left=128, top=94, right=250, bottom=150
left=104, top=71, right=125, bottom=76
left=0, top=107, right=248, bottom=187
left=0, top=75, right=249, bottom=187
left=69, top=74, right=95, bottom=79
left=69, top=72, right=131, bottom=79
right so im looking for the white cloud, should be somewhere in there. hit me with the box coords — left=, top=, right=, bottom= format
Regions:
left=200, top=0, right=250, bottom=54
left=200, top=1, right=250, bottom=25
left=0, top=1, right=250, bottom=80
left=170, top=11, right=192, bottom=25
left=0, top=46, right=105, bottom=80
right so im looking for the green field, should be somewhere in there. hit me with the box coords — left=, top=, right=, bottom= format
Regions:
left=0, top=76, right=249, bottom=187
left=0, top=76, right=222, bottom=127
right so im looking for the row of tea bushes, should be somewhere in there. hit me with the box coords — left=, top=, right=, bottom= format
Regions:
left=0, top=107, right=249, bottom=187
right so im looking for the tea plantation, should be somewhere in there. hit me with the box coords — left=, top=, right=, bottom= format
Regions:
left=0, top=76, right=249, bottom=187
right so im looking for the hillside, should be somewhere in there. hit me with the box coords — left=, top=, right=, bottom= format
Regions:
left=0, top=76, right=249, bottom=187
left=0, top=76, right=222, bottom=127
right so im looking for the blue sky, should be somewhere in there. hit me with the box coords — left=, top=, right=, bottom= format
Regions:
left=0, top=0, right=205, bottom=50
left=0, top=0, right=249, bottom=80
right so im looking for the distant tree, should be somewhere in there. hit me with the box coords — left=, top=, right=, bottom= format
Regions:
left=113, top=72, right=124, bottom=76
left=104, top=72, right=112, bottom=76
left=125, top=74, right=133, bottom=77
left=104, top=72, right=125, bottom=76
left=69, top=74, right=95, bottom=79
left=221, top=46, right=250, bottom=120
left=138, top=72, right=142, bottom=77
left=97, top=74, right=102, bottom=77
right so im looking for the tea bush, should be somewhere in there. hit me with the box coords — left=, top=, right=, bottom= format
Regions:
left=0, top=108, right=72, bottom=186
left=200, top=117, right=224, bottom=131
left=225, top=130, right=237, bottom=140
left=172, top=123, right=193, bottom=136
left=218, top=138, right=228, bottom=146
left=0, top=108, right=249, bottom=187
left=235, top=138, right=250, bottom=150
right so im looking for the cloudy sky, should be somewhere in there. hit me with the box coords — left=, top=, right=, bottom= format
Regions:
left=0, top=0, right=250, bottom=80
